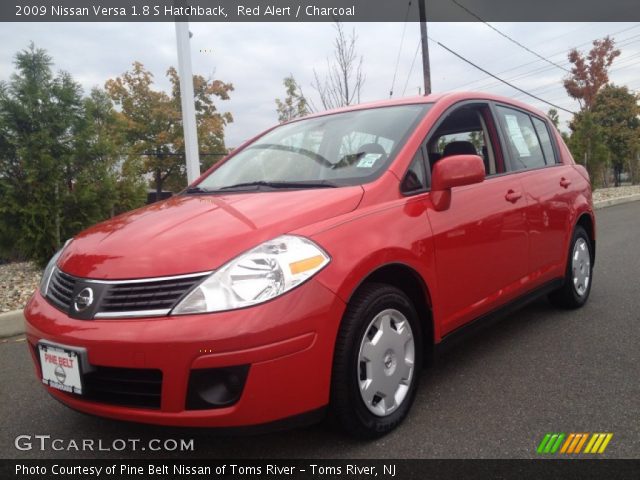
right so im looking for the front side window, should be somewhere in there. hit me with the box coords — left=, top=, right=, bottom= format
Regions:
left=495, top=106, right=546, bottom=171
left=426, top=104, right=501, bottom=176
left=195, top=104, right=431, bottom=191
left=435, top=131, right=483, bottom=156
left=402, top=150, right=427, bottom=193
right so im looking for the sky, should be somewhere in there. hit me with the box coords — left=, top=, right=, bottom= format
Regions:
left=1, top=21, right=639, bottom=147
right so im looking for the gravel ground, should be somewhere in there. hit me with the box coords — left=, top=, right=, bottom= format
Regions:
left=0, top=185, right=637, bottom=314
left=593, top=185, right=640, bottom=203
left=0, top=262, right=41, bottom=313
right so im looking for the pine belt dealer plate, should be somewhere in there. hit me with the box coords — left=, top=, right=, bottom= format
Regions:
left=38, top=343, right=83, bottom=394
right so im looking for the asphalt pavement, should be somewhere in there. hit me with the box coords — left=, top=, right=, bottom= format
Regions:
left=1, top=202, right=638, bottom=459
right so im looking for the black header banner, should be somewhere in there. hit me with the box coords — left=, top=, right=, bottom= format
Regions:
left=2, top=0, right=640, bottom=22
left=2, top=459, right=640, bottom=480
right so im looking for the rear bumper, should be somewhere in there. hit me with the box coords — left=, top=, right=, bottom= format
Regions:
left=24, top=279, right=346, bottom=427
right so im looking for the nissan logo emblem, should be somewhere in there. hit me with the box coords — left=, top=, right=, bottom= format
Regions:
left=73, top=287, right=94, bottom=312
left=54, top=365, right=66, bottom=384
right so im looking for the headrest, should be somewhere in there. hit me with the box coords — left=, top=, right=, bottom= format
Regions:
left=443, top=141, right=477, bottom=157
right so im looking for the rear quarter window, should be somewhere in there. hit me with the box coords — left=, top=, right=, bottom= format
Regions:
left=531, top=117, right=557, bottom=165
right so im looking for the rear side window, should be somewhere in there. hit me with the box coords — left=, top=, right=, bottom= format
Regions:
left=531, top=117, right=557, bottom=164
left=495, top=106, right=546, bottom=171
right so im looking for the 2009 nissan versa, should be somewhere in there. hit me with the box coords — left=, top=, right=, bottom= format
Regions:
left=25, top=92, right=595, bottom=437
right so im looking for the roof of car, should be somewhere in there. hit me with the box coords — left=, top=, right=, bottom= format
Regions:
left=300, top=91, right=548, bottom=122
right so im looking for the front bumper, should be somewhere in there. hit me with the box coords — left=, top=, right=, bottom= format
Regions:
left=24, top=279, right=345, bottom=427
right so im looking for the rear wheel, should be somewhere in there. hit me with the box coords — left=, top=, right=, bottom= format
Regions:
left=549, top=225, right=593, bottom=309
left=330, top=283, right=422, bottom=438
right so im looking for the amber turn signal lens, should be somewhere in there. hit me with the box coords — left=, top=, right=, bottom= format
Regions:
left=289, top=255, right=325, bottom=275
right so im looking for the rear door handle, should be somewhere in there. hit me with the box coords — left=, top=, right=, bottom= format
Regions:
left=505, top=189, right=522, bottom=203
left=560, top=177, right=571, bottom=188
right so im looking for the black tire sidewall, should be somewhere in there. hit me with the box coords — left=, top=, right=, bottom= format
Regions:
left=334, top=284, right=423, bottom=437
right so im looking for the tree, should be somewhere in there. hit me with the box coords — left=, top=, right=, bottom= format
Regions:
left=0, top=45, right=139, bottom=265
left=590, top=85, right=640, bottom=186
left=166, top=67, right=233, bottom=191
left=468, top=131, right=483, bottom=153
left=69, top=88, right=147, bottom=221
left=311, top=22, right=365, bottom=110
left=547, top=108, right=560, bottom=128
left=275, top=75, right=309, bottom=123
left=563, top=36, right=620, bottom=111
left=0, top=44, right=68, bottom=264
left=105, top=62, right=233, bottom=198
left=567, top=112, right=611, bottom=187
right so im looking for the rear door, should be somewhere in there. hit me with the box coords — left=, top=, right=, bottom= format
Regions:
left=493, top=105, right=573, bottom=284
left=425, top=102, right=529, bottom=335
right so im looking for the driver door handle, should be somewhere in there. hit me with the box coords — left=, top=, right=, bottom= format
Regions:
left=505, top=189, right=522, bottom=203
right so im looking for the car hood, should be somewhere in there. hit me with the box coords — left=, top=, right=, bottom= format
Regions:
left=59, top=187, right=364, bottom=279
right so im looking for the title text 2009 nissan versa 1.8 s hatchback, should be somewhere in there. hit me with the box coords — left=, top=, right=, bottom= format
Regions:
left=25, top=92, right=595, bottom=438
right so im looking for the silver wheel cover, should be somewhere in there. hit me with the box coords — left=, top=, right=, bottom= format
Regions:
left=357, top=308, right=415, bottom=417
left=572, top=237, right=591, bottom=297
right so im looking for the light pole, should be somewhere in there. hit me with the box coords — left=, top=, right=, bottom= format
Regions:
left=175, top=21, right=200, bottom=184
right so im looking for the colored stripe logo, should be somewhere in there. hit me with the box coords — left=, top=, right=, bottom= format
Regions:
left=537, top=433, right=613, bottom=454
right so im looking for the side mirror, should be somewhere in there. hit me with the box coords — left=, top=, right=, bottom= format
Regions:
left=431, top=154, right=485, bottom=211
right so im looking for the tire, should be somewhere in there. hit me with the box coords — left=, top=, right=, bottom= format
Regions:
left=329, top=283, right=423, bottom=438
left=549, top=225, right=593, bottom=309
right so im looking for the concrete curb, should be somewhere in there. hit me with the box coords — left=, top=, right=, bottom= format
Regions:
left=0, top=194, right=638, bottom=339
left=594, top=193, right=640, bottom=210
left=0, top=310, right=25, bottom=338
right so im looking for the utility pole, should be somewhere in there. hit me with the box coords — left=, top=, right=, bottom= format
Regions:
left=418, top=0, right=431, bottom=95
left=175, top=21, right=200, bottom=184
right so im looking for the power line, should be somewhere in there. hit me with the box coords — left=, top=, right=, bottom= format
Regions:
left=449, top=0, right=570, bottom=73
left=446, top=23, right=640, bottom=91
left=389, top=1, right=413, bottom=98
left=496, top=43, right=640, bottom=102
left=431, top=37, right=577, bottom=114
left=402, top=38, right=422, bottom=96
left=455, top=32, right=640, bottom=95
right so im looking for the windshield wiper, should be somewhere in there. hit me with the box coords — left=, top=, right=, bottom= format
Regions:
left=184, top=186, right=212, bottom=194
left=218, top=181, right=338, bottom=191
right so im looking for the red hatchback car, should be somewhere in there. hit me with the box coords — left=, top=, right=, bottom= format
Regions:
left=25, top=92, right=594, bottom=437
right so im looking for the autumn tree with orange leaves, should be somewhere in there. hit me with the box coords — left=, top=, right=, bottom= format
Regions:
left=106, top=62, right=233, bottom=199
left=563, top=36, right=620, bottom=111
left=563, top=37, right=628, bottom=187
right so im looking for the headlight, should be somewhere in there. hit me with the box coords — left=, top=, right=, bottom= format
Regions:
left=172, top=235, right=330, bottom=315
left=40, top=239, right=72, bottom=296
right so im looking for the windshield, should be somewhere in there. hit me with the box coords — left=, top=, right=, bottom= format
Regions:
left=194, top=104, right=431, bottom=191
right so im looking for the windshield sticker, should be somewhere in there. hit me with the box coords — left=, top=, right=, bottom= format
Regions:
left=504, top=114, right=531, bottom=157
left=357, top=153, right=382, bottom=168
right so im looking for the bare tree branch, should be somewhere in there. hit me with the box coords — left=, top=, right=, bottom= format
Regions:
left=311, top=22, right=365, bottom=111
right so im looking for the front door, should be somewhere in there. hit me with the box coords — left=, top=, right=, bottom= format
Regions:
left=424, top=102, right=529, bottom=335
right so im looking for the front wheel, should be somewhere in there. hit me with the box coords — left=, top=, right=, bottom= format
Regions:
left=330, top=283, right=423, bottom=438
left=549, top=225, right=593, bottom=309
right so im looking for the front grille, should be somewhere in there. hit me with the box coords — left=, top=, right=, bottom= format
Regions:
left=47, top=269, right=77, bottom=311
left=45, top=268, right=209, bottom=319
left=100, top=277, right=204, bottom=314
left=81, top=366, right=163, bottom=409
